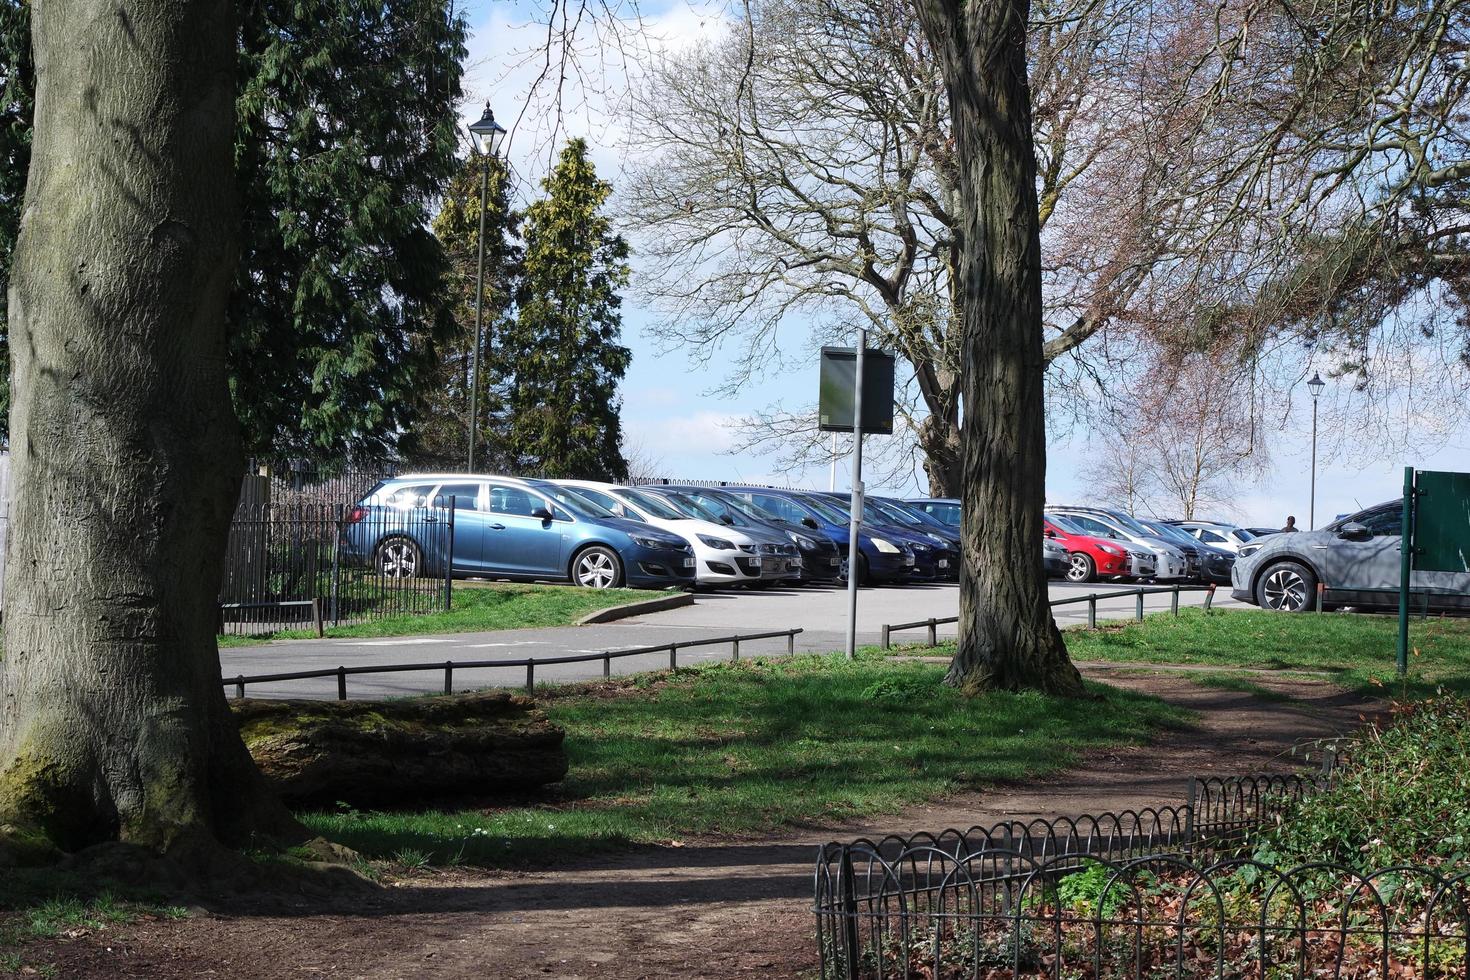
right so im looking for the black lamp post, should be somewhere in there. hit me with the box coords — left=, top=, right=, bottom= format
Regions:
left=1308, top=372, right=1325, bottom=528
left=465, top=102, right=507, bottom=472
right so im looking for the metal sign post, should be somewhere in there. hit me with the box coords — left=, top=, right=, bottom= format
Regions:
left=845, top=330, right=866, bottom=660
left=1397, top=467, right=1414, bottom=677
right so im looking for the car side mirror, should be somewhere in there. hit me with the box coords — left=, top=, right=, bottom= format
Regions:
left=1337, top=522, right=1371, bottom=542
left=530, top=507, right=554, bottom=522
left=1044, top=528, right=1056, bottom=538
left=801, top=517, right=818, bottom=529
left=720, top=514, right=734, bottom=525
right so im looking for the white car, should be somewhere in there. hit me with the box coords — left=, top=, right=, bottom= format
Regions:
left=553, top=480, right=779, bottom=587
left=1170, top=520, right=1258, bottom=554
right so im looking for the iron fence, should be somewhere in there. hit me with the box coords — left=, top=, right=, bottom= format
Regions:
left=219, top=501, right=453, bottom=635
left=223, top=626, right=804, bottom=698
left=808, top=769, right=1470, bottom=980
left=881, top=585, right=1218, bottom=648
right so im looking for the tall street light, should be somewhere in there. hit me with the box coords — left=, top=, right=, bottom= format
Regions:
left=1308, top=371, right=1325, bottom=528
left=465, top=102, right=507, bottom=473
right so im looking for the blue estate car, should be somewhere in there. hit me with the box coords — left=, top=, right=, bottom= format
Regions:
left=343, top=474, right=696, bottom=590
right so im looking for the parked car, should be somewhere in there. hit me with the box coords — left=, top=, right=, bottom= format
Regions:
left=1245, top=527, right=1282, bottom=538
left=866, top=497, right=961, bottom=580
left=1232, top=500, right=1470, bottom=613
left=1044, top=514, right=1148, bottom=582
left=1047, top=506, right=1191, bottom=581
left=1169, top=520, right=1258, bottom=554
left=1043, top=536, right=1070, bottom=578
left=648, top=484, right=843, bottom=583
left=1133, top=517, right=1235, bottom=584
left=635, top=486, right=805, bottom=584
left=343, top=474, right=696, bottom=590
left=818, top=492, right=950, bottom=581
left=551, top=480, right=781, bottom=588
left=906, top=497, right=961, bottom=528
left=721, top=487, right=916, bottom=584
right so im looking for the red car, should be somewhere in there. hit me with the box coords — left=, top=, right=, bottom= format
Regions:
left=1044, top=515, right=1133, bottom=583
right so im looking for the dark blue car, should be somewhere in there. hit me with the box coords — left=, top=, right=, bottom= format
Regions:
left=343, top=474, right=696, bottom=590
left=721, top=487, right=917, bottom=584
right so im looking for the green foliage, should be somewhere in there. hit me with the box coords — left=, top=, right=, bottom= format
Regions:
left=233, top=0, right=467, bottom=458
left=300, top=654, right=1186, bottom=867
left=0, top=0, right=466, bottom=458
left=404, top=149, right=521, bottom=468
left=504, top=139, right=631, bottom=479
left=1258, top=696, right=1470, bottom=869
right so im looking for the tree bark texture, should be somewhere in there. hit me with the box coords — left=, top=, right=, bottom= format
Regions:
left=0, top=0, right=294, bottom=850
left=914, top=0, right=1085, bottom=695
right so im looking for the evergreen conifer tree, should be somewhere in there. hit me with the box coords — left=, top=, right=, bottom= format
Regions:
left=506, top=140, right=631, bottom=480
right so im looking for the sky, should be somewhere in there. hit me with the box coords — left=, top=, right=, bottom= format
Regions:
left=456, top=0, right=1470, bottom=529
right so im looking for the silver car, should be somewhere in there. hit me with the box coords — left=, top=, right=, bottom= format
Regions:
left=1049, top=507, right=1189, bottom=581
left=1231, top=500, right=1470, bottom=612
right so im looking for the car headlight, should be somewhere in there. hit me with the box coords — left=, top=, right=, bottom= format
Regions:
left=1239, top=544, right=1261, bottom=558
left=912, top=542, right=931, bottom=553
left=631, top=535, right=675, bottom=550
left=788, top=532, right=817, bottom=550
left=871, top=537, right=900, bottom=554
left=1098, top=544, right=1123, bottom=556
left=697, top=535, right=736, bottom=550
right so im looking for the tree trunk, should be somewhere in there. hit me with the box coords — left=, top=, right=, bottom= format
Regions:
left=0, top=0, right=296, bottom=851
left=914, top=0, right=1085, bottom=695
left=917, top=415, right=964, bottom=498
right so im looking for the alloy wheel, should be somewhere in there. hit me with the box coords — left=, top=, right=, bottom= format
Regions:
left=379, top=539, right=418, bottom=579
left=576, top=550, right=618, bottom=589
left=1262, top=567, right=1308, bottom=611
left=1066, top=554, right=1092, bottom=583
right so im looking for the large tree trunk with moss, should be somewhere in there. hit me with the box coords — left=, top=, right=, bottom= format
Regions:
left=0, top=0, right=295, bottom=852
left=915, top=0, right=1084, bottom=695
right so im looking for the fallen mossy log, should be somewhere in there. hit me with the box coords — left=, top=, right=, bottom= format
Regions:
left=231, top=692, right=567, bottom=806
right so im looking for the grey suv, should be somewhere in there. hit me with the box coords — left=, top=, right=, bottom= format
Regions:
left=1231, top=501, right=1470, bottom=612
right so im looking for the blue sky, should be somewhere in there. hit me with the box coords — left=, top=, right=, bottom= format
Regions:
left=459, top=1, right=1470, bottom=527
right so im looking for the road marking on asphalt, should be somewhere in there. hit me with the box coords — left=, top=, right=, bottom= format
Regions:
left=343, top=638, right=454, bottom=646
left=465, top=641, right=548, bottom=649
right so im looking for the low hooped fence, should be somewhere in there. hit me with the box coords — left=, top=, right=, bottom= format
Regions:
left=811, top=771, right=1470, bottom=980
left=881, top=585, right=1217, bottom=649
left=223, top=627, right=803, bottom=700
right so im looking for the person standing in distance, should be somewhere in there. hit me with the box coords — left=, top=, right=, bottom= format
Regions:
left=1280, top=516, right=1299, bottom=533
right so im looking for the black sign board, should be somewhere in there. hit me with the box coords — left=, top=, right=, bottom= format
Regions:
left=818, top=346, right=894, bottom=435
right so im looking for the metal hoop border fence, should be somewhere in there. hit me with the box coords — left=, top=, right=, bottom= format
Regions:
left=223, top=627, right=803, bottom=700
left=881, top=585, right=1217, bottom=648
left=810, top=771, right=1470, bottom=980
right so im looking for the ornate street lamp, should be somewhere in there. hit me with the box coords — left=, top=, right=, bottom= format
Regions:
left=465, top=103, right=508, bottom=472
left=1308, top=372, right=1326, bottom=528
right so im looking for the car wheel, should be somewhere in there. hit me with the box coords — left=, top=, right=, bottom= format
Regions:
left=1255, top=560, right=1317, bottom=612
left=572, top=546, right=624, bottom=589
left=1066, top=553, right=1095, bottom=583
left=376, top=536, right=421, bottom=579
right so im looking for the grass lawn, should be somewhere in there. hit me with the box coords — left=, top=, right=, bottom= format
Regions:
left=216, top=582, right=654, bottom=647
left=302, top=651, right=1189, bottom=868
left=1062, top=608, right=1470, bottom=696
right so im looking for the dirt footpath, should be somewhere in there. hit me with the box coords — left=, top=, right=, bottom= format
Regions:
left=28, top=671, right=1375, bottom=980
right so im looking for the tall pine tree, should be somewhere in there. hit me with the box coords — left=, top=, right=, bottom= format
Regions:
left=0, top=0, right=466, bottom=459
left=507, top=140, right=631, bottom=480
left=408, top=149, right=521, bottom=469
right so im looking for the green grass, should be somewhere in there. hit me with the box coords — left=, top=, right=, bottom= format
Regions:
left=301, top=650, right=1189, bottom=868
left=1060, top=608, right=1470, bottom=696
left=0, top=869, right=187, bottom=973
left=217, top=582, right=654, bottom=646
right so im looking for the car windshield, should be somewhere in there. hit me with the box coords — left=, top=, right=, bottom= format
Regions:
left=1047, top=514, right=1087, bottom=535
left=799, top=494, right=851, bottom=525
left=656, top=491, right=726, bottom=524
left=709, top=491, right=781, bottom=524
left=1106, top=511, right=1152, bottom=535
left=1138, top=519, right=1194, bottom=545
left=1231, top=527, right=1255, bottom=541
left=872, top=498, right=928, bottom=528
left=544, top=487, right=616, bottom=519
left=620, top=488, right=685, bottom=521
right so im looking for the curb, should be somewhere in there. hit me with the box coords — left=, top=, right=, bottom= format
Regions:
left=575, top=591, right=695, bottom=625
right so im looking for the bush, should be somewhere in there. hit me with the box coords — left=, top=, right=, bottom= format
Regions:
left=1257, top=695, right=1470, bottom=869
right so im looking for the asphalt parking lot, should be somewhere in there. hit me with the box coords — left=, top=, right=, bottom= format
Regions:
left=218, top=581, right=1241, bottom=700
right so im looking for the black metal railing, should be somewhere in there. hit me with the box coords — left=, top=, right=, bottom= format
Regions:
left=219, top=501, right=453, bottom=636
left=880, top=585, right=1218, bottom=649
left=811, top=769, right=1470, bottom=979
left=223, top=627, right=804, bottom=699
